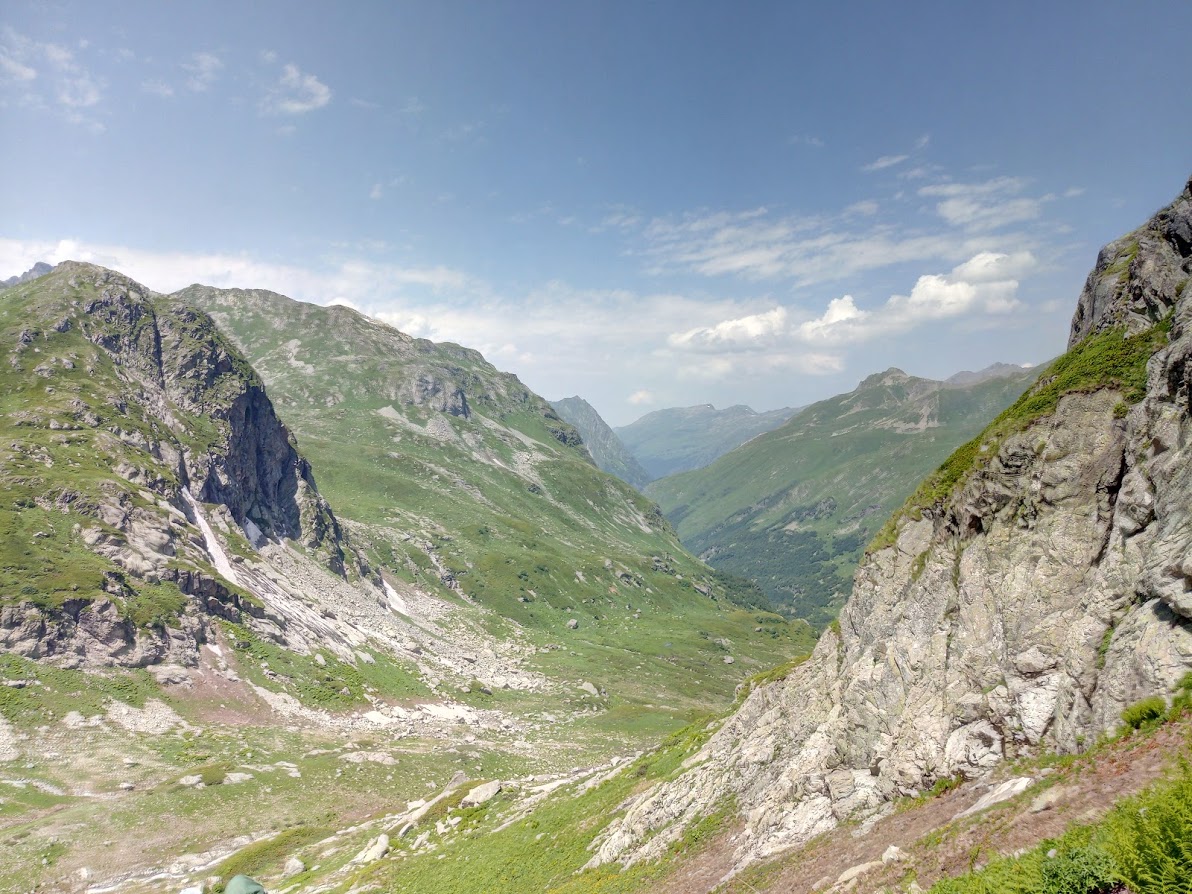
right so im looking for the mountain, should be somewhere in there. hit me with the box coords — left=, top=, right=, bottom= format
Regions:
left=0, top=260, right=53, bottom=289
left=0, top=261, right=346, bottom=667
left=944, top=360, right=1035, bottom=387
left=585, top=176, right=1192, bottom=878
left=176, top=283, right=812, bottom=726
left=616, top=403, right=800, bottom=480
left=646, top=364, right=1042, bottom=628
left=1, top=263, right=815, bottom=893
left=550, top=395, right=651, bottom=489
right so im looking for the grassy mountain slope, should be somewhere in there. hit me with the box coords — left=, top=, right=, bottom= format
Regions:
left=550, top=395, right=651, bottom=490
left=178, top=285, right=813, bottom=729
left=646, top=366, right=1041, bottom=628
left=615, top=403, right=799, bottom=480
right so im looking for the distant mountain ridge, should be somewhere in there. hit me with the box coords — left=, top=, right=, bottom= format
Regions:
left=945, top=360, right=1035, bottom=387
left=550, top=396, right=651, bottom=489
left=615, top=403, right=799, bottom=480
left=1, top=261, right=53, bottom=289
left=646, top=362, right=1042, bottom=627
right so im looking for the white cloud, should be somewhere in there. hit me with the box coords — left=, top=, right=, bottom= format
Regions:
left=950, top=250, right=1036, bottom=282
left=844, top=200, right=879, bottom=216
left=669, top=307, right=788, bottom=352
left=263, top=63, right=332, bottom=115
left=369, top=182, right=384, bottom=200
left=57, top=73, right=101, bottom=108
left=260, top=49, right=278, bottom=64
left=141, top=79, right=174, bottom=98
left=642, top=206, right=971, bottom=287
left=661, top=250, right=1028, bottom=362
left=183, top=52, right=222, bottom=92
left=788, top=134, right=825, bottom=148
left=627, top=390, right=654, bottom=406
left=918, top=177, right=1048, bottom=231
left=0, top=50, right=36, bottom=81
left=862, top=154, right=908, bottom=172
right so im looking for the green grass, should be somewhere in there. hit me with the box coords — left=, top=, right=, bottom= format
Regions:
left=210, top=824, right=331, bottom=889
left=349, top=719, right=726, bottom=894
left=1121, top=696, right=1168, bottom=731
left=0, top=654, right=160, bottom=723
left=929, top=753, right=1192, bottom=894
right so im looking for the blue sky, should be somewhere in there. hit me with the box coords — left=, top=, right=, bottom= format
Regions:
left=2, top=2, right=1190, bottom=425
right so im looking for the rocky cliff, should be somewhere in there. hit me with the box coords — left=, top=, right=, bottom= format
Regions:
left=550, top=395, right=651, bottom=490
left=587, top=177, right=1192, bottom=875
left=0, top=262, right=345, bottom=666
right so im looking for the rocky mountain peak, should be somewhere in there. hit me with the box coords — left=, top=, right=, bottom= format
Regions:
left=1069, top=176, right=1192, bottom=347
left=857, top=367, right=911, bottom=389
left=1, top=262, right=348, bottom=665
left=0, top=260, right=53, bottom=289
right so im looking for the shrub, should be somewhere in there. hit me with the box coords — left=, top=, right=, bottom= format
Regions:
left=1038, top=842, right=1117, bottom=894
left=1121, top=696, right=1167, bottom=730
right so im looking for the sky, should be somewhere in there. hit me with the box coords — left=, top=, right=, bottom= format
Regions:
left=2, top=2, right=1191, bottom=426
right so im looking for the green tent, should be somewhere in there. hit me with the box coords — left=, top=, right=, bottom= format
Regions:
left=224, top=876, right=266, bottom=894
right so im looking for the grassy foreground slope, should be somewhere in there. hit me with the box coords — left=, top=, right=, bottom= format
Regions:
left=647, top=366, right=1040, bottom=628
left=179, top=285, right=813, bottom=730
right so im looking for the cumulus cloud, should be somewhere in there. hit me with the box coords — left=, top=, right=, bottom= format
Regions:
left=669, top=307, right=788, bottom=352
left=627, top=390, right=655, bottom=406
left=263, top=63, right=332, bottom=114
left=664, top=250, right=1030, bottom=360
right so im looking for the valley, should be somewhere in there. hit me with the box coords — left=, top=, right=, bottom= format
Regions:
left=1, top=179, right=1190, bottom=894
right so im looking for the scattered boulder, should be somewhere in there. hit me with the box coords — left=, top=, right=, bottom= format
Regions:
left=954, top=777, right=1034, bottom=820
left=566, top=618, right=579, bottom=630
left=352, top=833, right=389, bottom=864
left=1029, top=785, right=1067, bottom=813
left=578, top=681, right=599, bottom=696
left=461, top=780, right=502, bottom=807
left=282, top=856, right=305, bottom=877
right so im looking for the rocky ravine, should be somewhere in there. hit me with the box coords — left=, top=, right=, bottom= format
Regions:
left=586, top=179, right=1192, bottom=877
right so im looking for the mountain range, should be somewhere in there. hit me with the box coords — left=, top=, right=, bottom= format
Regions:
left=615, top=403, right=800, bottom=480
left=646, top=362, right=1043, bottom=628
left=1, top=175, right=1190, bottom=894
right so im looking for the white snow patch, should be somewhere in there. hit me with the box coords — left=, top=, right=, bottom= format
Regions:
left=182, top=488, right=239, bottom=586
left=382, top=580, right=409, bottom=615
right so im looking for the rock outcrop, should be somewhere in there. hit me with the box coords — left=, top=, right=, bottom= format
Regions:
left=587, top=177, right=1192, bottom=875
left=1, top=262, right=349, bottom=666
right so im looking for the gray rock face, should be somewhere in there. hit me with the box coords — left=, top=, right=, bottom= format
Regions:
left=587, top=178, right=1192, bottom=874
left=2, top=263, right=350, bottom=666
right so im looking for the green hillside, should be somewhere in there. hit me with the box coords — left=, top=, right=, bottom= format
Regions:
left=646, top=366, right=1042, bottom=628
